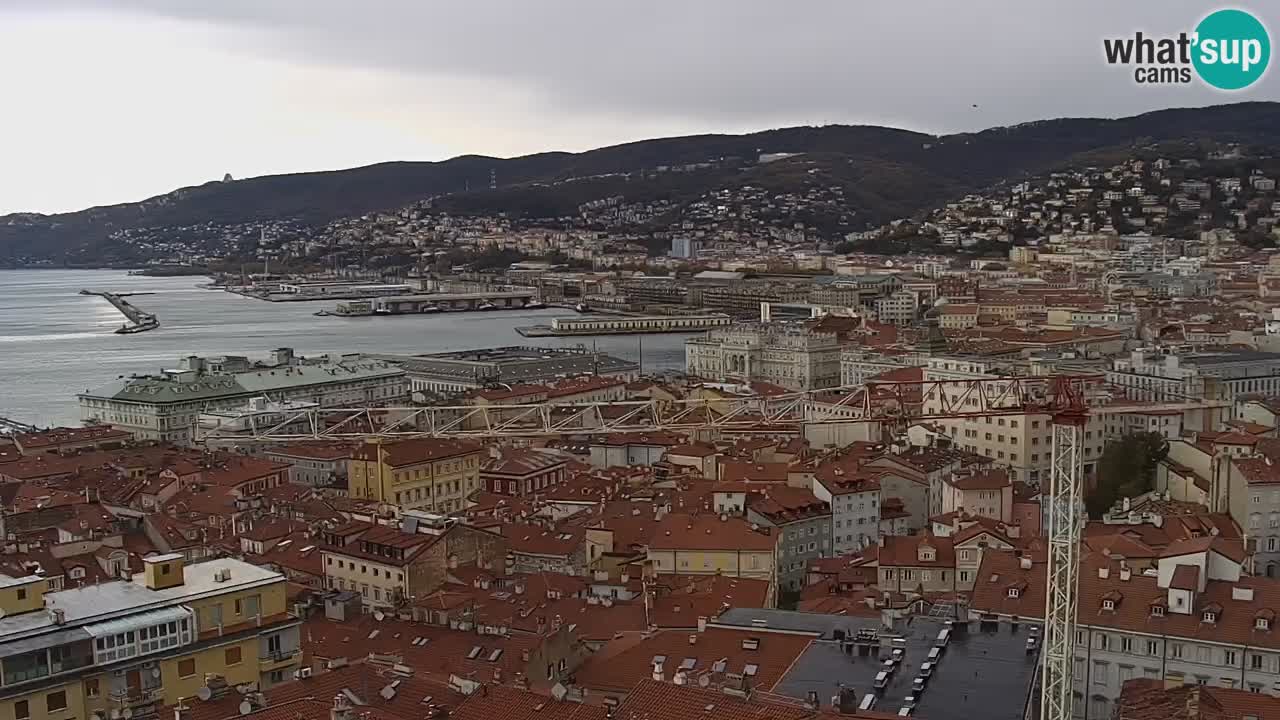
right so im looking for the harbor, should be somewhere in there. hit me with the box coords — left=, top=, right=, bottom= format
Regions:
left=515, top=313, right=732, bottom=337
left=79, top=289, right=159, bottom=334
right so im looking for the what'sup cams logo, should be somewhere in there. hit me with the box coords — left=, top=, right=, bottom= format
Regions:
left=1104, top=8, right=1270, bottom=90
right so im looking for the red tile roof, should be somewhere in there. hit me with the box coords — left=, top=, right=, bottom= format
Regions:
left=573, top=627, right=814, bottom=694
left=1117, top=678, right=1280, bottom=720
left=648, top=514, right=778, bottom=552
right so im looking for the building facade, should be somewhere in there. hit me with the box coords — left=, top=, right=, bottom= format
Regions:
left=347, top=438, right=484, bottom=513
left=0, top=554, right=302, bottom=720
left=685, top=323, right=841, bottom=390
left=79, top=350, right=407, bottom=444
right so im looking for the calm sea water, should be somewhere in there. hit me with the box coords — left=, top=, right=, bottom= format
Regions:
left=0, top=270, right=690, bottom=428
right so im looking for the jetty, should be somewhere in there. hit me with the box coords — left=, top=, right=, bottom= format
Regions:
left=80, top=290, right=160, bottom=334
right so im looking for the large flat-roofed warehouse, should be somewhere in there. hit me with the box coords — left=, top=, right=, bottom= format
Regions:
left=714, top=607, right=1041, bottom=720
left=373, top=346, right=640, bottom=395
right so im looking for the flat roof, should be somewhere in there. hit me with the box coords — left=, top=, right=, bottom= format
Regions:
left=0, top=559, right=282, bottom=644
left=715, top=608, right=1040, bottom=720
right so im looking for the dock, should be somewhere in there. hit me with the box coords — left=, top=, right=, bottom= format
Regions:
left=81, top=290, right=160, bottom=334
left=331, top=291, right=541, bottom=317
left=515, top=313, right=732, bottom=337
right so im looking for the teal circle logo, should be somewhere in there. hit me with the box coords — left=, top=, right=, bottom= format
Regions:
left=1192, top=9, right=1270, bottom=90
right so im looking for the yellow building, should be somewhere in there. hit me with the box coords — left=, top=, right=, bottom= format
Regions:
left=645, top=513, right=778, bottom=606
left=0, top=554, right=301, bottom=720
left=348, top=439, right=483, bottom=513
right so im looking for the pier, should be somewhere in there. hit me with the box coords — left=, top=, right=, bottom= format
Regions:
left=331, top=291, right=540, bottom=317
left=81, top=290, right=160, bottom=334
left=515, top=313, right=733, bottom=337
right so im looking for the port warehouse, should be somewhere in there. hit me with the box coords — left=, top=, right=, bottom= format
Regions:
left=335, top=291, right=537, bottom=315
left=547, top=314, right=732, bottom=334
left=276, top=281, right=414, bottom=297
left=516, top=313, right=734, bottom=336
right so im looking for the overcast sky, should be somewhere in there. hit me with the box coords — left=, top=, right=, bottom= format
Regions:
left=1, top=1, right=1277, bottom=215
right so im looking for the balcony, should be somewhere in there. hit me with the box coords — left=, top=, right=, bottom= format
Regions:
left=108, top=687, right=161, bottom=708
left=258, top=648, right=302, bottom=671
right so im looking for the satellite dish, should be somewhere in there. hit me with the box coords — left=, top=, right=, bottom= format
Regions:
left=239, top=701, right=253, bottom=716
left=374, top=611, right=385, bottom=621
left=197, top=687, right=213, bottom=702
left=152, top=668, right=162, bottom=679
left=698, top=674, right=711, bottom=688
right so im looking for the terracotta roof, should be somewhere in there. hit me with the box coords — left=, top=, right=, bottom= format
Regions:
left=1117, top=678, right=1280, bottom=720
left=573, top=626, right=814, bottom=694
left=648, top=514, right=778, bottom=552
left=355, top=438, right=484, bottom=467
left=719, top=462, right=790, bottom=484
left=878, top=534, right=955, bottom=568
left=1169, top=564, right=1200, bottom=591
left=449, top=684, right=605, bottom=720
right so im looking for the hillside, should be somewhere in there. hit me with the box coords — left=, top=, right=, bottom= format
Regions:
left=4, top=102, right=1280, bottom=263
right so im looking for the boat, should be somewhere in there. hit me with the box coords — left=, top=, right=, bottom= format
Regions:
left=374, top=307, right=393, bottom=315
left=477, top=302, right=497, bottom=311
left=419, top=304, right=441, bottom=313
left=523, top=300, right=547, bottom=310
left=313, top=310, right=332, bottom=317
left=574, top=302, right=593, bottom=313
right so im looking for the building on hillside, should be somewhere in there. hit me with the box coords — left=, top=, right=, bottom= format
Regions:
left=347, top=438, right=484, bottom=513
left=0, top=553, right=302, bottom=720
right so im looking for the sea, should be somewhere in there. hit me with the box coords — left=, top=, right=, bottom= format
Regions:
left=0, top=269, right=692, bottom=428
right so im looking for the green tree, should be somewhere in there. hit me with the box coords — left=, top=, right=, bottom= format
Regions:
left=1088, top=432, right=1169, bottom=518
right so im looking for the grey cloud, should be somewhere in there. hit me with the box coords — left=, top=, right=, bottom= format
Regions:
left=16, top=0, right=1280, bottom=136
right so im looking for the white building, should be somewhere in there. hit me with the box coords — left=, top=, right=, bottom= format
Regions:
left=79, top=349, right=407, bottom=444
left=685, top=322, right=841, bottom=390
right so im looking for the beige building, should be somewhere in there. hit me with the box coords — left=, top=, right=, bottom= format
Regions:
left=348, top=438, right=484, bottom=513
left=646, top=514, right=778, bottom=602
left=923, top=357, right=1105, bottom=484
left=685, top=323, right=841, bottom=390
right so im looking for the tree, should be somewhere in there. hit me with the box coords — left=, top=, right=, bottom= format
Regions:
left=1087, top=432, right=1169, bottom=518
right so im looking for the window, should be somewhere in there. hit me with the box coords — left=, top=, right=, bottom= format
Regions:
left=1095, top=634, right=1108, bottom=651
left=1121, top=637, right=1133, bottom=653
left=1172, top=643, right=1183, bottom=659
left=14, top=701, right=28, bottom=720
left=1147, top=641, right=1159, bottom=656
left=1251, top=654, right=1264, bottom=670
left=16, top=589, right=26, bottom=601
left=86, top=679, right=99, bottom=697
left=1093, top=661, right=1107, bottom=685
left=46, top=691, right=67, bottom=713
left=226, top=646, right=242, bottom=665
left=1224, top=650, right=1237, bottom=666
left=178, top=658, right=196, bottom=678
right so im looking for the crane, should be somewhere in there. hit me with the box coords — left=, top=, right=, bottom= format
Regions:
left=201, top=372, right=1207, bottom=720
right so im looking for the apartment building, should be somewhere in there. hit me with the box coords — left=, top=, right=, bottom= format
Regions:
left=971, top=539, right=1278, bottom=720
left=940, top=467, right=1013, bottom=522
left=646, top=513, right=778, bottom=595
left=811, top=464, right=881, bottom=554
left=480, top=447, right=569, bottom=496
left=347, top=438, right=484, bottom=513
left=922, top=357, right=1105, bottom=483
left=78, top=350, right=407, bottom=445
left=685, top=323, right=841, bottom=390
left=740, top=487, right=832, bottom=592
left=319, top=514, right=506, bottom=608
left=0, top=554, right=302, bottom=720
left=873, top=290, right=920, bottom=326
